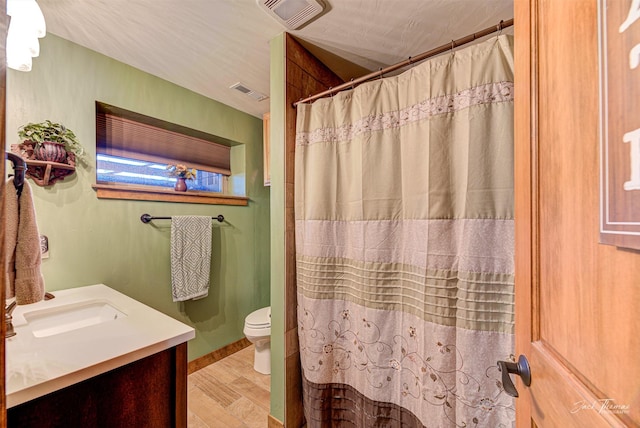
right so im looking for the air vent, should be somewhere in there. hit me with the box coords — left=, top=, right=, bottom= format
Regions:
left=257, top=0, right=325, bottom=30
left=230, top=82, right=269, bottom=102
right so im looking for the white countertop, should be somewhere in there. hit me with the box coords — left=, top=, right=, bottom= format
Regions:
left=6, top=284, right=195, bottom=408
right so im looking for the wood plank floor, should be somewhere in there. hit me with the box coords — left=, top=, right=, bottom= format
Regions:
left=188, top=345, right=271, bottom=428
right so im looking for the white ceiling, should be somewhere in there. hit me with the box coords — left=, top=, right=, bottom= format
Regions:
left=37, top=0, right=513, bottom=118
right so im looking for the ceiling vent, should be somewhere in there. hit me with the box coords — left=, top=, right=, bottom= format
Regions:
left=257, top=0, right=325, bottom=30
left=229, top=82, right=269, bottom=102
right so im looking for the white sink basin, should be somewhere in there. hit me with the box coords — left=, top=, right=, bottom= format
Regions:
left=6, top=284, right=195, bottom=409
left=23, top=300, right=127, bottom=338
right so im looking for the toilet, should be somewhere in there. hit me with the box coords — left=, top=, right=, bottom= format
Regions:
left=243, top=306, right=271, bottom=374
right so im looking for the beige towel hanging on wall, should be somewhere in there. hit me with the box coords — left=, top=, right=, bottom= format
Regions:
left=4, top=178, right=45, bottom=305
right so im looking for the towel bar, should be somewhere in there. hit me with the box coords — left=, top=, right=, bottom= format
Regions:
left=140, top=213, right=224, bottom=224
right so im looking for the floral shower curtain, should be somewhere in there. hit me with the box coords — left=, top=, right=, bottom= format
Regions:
left=294, top=35, right=515, bottom=427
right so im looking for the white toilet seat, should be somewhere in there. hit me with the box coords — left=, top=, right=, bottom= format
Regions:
left=244, top=306, right=271, bottom=336
left=244, top=307, right=271, bottom=328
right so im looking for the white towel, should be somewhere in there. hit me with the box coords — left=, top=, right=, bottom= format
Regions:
left=170, top=216, right=212, bottom=302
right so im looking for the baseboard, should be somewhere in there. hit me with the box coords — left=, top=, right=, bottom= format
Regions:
left=268, top=414, right=284, bottom=428
left=187, top=337, right=251, bottom=374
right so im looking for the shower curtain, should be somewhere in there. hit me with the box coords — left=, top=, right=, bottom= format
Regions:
left=295, top=35, right=515, bottom=428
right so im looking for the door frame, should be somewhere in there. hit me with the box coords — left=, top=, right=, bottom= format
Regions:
left=1, top=2, right=9, bottom=426
left=514, top=0, right=535, bottom=424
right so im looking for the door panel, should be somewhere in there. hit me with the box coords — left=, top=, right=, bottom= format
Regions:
left=515, top=0, right=640, bottom=426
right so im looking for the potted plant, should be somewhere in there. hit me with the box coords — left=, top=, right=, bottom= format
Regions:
left=17, top=120, right=84, bottom=165
left=166, top=163, right=196, bottom=192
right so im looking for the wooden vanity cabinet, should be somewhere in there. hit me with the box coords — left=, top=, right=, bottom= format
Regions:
left=7, top=343, right=187, bottom=428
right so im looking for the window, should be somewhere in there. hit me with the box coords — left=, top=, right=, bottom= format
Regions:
left=93, top=102, right=247, bottom=205
left=96, top=154, right=223, bottom=192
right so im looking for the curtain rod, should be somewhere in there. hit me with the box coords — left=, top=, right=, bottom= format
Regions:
left=292, top=18, right=514, bottom=107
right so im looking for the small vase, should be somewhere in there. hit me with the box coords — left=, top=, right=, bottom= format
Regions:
left=174, top=177, right=187, bottom=192
left=34, top=141, right=67, bottom=163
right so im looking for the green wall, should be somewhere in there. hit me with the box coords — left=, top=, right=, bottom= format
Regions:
left=269, top=32, right=286, bottom=423
left=5, top=34, right=270, bottom=361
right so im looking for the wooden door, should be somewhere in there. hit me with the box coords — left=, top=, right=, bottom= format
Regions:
left=515, top=0, right=640, bottom=426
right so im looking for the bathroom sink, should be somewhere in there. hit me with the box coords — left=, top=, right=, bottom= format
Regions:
left=23, top=300, right=127, bottom=338
left=6, top=284, right=195, bottom=409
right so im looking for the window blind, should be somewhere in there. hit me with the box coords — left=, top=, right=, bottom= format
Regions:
left=96, top=109, right=231, bottom=176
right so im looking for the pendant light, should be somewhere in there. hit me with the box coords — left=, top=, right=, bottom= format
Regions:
left=6, top=0, right=46, bottom=72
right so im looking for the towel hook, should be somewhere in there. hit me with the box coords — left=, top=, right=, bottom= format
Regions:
left=5, top=152, right=26, bottom=196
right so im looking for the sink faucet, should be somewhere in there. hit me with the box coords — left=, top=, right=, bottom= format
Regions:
left=6, top=301, right=17, bottom=338
left=4, top=293, right=55, bottom=338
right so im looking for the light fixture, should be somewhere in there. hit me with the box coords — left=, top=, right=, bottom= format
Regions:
left=6, top=0, right=46, bottom=72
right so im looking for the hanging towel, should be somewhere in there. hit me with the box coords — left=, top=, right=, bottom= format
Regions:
left=4, top=178, right=45, bottom=305
left=170, top=216, right=212, bottom=302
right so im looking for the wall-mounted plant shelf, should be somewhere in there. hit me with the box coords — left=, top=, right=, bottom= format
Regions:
left=24, top=159, right=75, bottom=186
left=11, top=143, right=77, bottom=186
